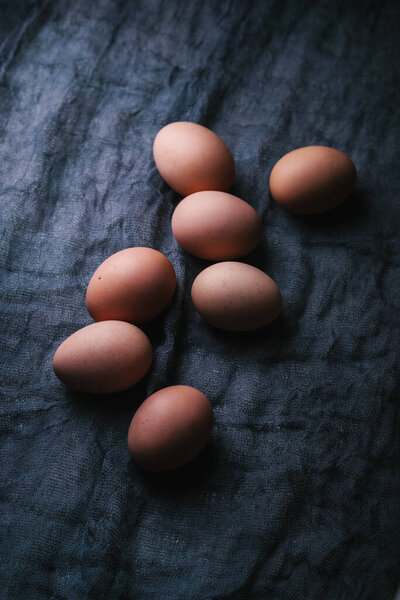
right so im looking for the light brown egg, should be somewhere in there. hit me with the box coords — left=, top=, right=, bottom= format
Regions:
left=128, top=385, right=213, bottom=471
left=269, top=146, right=357, bottom=215
left=53, top=321, right=152, bottom=394
left=153, top=122, right=235, bottom=196
left=171, top=191, right=263, bottom=260
left=86, top=247, right=176, bottom=324
left=191, top=262, right=282, bottom=331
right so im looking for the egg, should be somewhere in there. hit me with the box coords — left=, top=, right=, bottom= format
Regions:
left=153, top=122, right=235, bottom=196
left=128, top=385, right=213, bottom=471
left=53, top=321, right=152, bottom=394
left=171, top=191, right=263, bottom=260
left=86, top=247, right=176, bottom=324
left=191, top=262, right=282, bottom=331
left=269, top=146, right=357, bottom=215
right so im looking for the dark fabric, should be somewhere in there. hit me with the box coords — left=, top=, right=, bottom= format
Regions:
left=1, top=1, right=399, bottom=598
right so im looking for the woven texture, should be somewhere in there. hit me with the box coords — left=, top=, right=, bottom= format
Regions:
left=1, top=1, right=399, bottom=598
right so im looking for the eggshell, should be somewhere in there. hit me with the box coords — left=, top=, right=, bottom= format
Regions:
left=171, top=191, right=263, bottom=260
left=53, top=321, right=152, bottom=394
left=86, top=247, right=176, bottom=324
left=269, top=146, right=357, bottom=215
left=128, top=385, right=213, bottom=471
left=153, top=122, right=235, bottom=196
left=191, top=262, right=282, bottom=331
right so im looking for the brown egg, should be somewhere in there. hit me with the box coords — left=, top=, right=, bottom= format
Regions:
left=128, top=385, right=213, bottom=471
left=86, top=247, right=176, bottom=324
left=171, top=191, right=263, bottom=260
left=53, top=321, right=152, bottom=394
left=269, top=146, right=357, bottom=215
left=191, top=262, right=282, bottom=331
left=153, top=122, right=235, bottom=196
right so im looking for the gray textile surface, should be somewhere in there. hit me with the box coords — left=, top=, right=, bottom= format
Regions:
left=0, top=1, right=399, bottom=599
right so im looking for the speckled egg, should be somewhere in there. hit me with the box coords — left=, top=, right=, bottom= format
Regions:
left=53, top=321, right=152, bottom=394
left=86, top=247, right=176, bottom=324
left=191, top=262, right=282, bottom=331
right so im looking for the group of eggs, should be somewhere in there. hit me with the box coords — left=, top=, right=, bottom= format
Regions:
left=53, top=121, right=357, bottom=472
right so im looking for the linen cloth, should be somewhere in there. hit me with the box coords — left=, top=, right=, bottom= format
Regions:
left=1, top=1, right=399, bottom=598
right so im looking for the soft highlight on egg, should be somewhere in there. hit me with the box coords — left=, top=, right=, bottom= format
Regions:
left=171, top=191, right=263, bottom=260
left=53, top=321, right=153, bottom=394
left=153, top=121, right=235, bottom=196
left=191, top=262, right=283, bottom=331
left=86, top=247, right=176, bottom=324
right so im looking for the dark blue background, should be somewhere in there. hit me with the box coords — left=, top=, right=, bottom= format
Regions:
left=1, top=1, right=399, bottom=598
